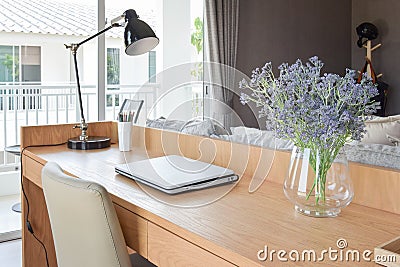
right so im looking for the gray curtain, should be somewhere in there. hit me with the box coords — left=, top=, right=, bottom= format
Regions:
left=205, top=0, right=239, bottom=129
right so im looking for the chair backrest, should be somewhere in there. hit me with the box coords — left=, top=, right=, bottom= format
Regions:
left=42, top=162, right=131, bottom=267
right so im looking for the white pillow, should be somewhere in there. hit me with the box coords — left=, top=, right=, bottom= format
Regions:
left=362, top=120, right=400, bottom=145
left=230, top=126, right=261, bottom=136
left=366, top=114, right=400, bottom=123
left=364, top=116, right=389, bottom=123
left=389, top=114, right=400, bottom=122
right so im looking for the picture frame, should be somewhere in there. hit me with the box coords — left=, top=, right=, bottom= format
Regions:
left=118, top=99, right=144, bottom=123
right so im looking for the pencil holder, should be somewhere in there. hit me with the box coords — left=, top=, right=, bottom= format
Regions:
left=118, top=122, right=132, bottom=152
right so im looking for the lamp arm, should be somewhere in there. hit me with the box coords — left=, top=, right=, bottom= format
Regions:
left=78, top=25, right=114, bottom=47
left=65, top=22, right=124, bottom=141
left=72, top=51, right=87, bottom=136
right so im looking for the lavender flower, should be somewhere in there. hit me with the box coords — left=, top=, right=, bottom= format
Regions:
left=239, top=56, right=378, bottom=151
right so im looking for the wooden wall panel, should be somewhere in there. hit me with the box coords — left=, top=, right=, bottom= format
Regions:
left=139, top=126, right=400, bottom=214
left=20, top=121, right=117, bottom=148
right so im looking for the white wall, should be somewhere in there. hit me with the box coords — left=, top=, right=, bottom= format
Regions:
left=0, top=171, right=20, bottom=196
left=162, top=0, right=191, bottom=70
left=41, top=42, right=70, bottom=82
left=153, top=0, right=193, bottom=120
left=120, top=52, right=149, bottom=85
left=81, top=42, right=97, bottom=84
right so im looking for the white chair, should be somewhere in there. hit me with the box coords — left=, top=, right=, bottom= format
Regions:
left=42, top=162, right=155, bottom=267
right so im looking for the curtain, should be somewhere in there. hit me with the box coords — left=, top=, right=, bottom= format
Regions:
left=205, top=0, right=239, bottom=130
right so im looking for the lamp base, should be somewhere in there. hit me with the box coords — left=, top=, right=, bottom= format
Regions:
left=68, top=136, right=111, bottom=150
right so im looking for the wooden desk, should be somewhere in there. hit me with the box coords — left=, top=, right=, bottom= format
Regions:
left=21, top=122, right=400, bottom=266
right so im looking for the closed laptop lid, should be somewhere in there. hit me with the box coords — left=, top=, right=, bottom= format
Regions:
left=115, top=155, right=235, bottom=190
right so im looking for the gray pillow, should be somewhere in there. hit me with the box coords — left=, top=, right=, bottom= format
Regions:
left=181, top=119, right=215, bottom=136
left=146, top=118, right=185, bottom=131
left=212, top=130, right=294, bottom=150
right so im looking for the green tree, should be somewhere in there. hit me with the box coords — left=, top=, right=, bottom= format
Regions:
left=107, top=54, right=120, bottom=85
left=190, top=17, right=203, bottom=80
left=191, top=17, right=203, bottom=55
left=2, top=54, right=19, bottom=81
left=106, top=54, right=120, bottom=107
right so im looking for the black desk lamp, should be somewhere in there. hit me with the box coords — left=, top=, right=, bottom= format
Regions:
left=66, top=9, right=159, bottom=150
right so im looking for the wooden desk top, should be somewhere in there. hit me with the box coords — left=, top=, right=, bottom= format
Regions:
left=25, top=143, right=400, bottom=266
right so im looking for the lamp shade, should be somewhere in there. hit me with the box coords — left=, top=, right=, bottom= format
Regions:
left=124, top=9, right=159, bottom=56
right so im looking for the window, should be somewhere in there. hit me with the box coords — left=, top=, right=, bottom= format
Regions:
left=107, top=48, right=120, bottom=85
left=148, top=51, right=156, bottom=83
left=0, top=45, right=19, bottom=83
left=106, top=48, right=120, bottom=107
left=0, top=45, right=41, bottom=110
left=0, top=45, right=18, bottom=110
left=0, top=45, right=41, bottom=83
left=103, top=0, right=205, bottom=121
left=21, top=46, right=41, bottom=82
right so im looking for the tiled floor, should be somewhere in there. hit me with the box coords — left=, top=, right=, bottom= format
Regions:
left=0, top=194, right=21, bottom=234
left=0, top=239, right=22, bottom=267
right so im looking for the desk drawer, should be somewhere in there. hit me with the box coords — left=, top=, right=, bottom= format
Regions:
left=148, top=222, right=235, bottom=267
left=114, top=204, right=148, bottom=258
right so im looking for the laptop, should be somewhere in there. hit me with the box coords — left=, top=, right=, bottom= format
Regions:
left=115, top=155, right=238, bottom=194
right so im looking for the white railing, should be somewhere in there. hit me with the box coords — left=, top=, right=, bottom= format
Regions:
left=0, top=82, right=158, bottom=168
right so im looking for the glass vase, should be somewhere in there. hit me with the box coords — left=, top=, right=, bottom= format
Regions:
left=283, top=146, right=353, bottom=217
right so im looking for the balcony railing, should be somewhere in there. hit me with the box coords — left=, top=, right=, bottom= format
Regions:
left=0, top=82, right=158, bottom=168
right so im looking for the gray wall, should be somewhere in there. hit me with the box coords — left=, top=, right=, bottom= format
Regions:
left=352, top=0, right=400, bottom=116
left=233, top=0, right=352, bottom=128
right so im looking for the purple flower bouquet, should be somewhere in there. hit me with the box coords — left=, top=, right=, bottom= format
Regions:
left=240, top=56, right=378, bottom=217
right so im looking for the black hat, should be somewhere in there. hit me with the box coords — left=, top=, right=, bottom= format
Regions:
left=356, top=22, right=378, bottom=48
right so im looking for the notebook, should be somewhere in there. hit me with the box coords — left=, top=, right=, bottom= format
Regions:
left=115, top=155, right=238, bottom=194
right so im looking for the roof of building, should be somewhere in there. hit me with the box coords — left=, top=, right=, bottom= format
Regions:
left=0, top=0, right=156, bottom=38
